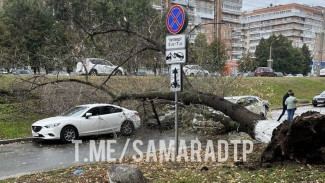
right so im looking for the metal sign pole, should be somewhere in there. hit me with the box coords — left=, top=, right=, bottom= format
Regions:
left=175, top=91, right=178, bottom=157
left=165, top=5, right=189, bottom=159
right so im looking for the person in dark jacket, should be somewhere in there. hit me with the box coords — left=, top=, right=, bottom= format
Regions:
left=277, top=89, right=293, bottom=121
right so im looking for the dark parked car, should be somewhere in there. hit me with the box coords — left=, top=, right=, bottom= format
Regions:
left=254, top=67, right=277, bottom=77
left=312, top=90, right=325, bottom=107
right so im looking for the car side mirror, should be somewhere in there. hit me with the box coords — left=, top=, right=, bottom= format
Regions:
left=85, top=113, right=92, bottom=119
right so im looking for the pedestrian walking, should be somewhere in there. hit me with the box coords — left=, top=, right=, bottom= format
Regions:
left=285, top=92, right=298, bottom=121
left=277, top=89, right=293, bottom=121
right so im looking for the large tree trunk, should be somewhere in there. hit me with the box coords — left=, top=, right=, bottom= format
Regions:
left=115, top=92, right=265, bottom=137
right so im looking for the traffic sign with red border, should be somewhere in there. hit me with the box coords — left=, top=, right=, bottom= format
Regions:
left=166, top=5, right=188, bottom=34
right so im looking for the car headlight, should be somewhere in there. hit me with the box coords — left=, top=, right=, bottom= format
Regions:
left=44, top=123, right=60, bottom=128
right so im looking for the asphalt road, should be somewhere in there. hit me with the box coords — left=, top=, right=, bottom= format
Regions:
left=0, top=105, right=324, bottom=180
left=0, top=130, right=196, bottom=180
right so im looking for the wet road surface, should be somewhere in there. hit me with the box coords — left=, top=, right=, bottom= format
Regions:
left=0, top=130, right=196, bottom=180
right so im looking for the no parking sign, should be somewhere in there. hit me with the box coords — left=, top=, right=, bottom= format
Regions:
left=166, top=5, right=188, bottom=34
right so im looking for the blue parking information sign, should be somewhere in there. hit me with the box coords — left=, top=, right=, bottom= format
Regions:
left=166, top=5, right=188, bottom=34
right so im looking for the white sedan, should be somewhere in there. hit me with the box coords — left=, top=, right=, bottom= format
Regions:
left=31, top=104, right=141, bottom=142
left=224, top=96, right=270, bottom=116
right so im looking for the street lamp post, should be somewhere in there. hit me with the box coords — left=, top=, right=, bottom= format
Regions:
left=267, top=45, right=273, bottom=68
left=316, top=10, right=325, bottom=77
left=267, top=38, right=278, bottom=69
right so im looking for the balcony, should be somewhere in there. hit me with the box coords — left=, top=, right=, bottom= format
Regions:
left=171, top=0, right=196, bottom=7
left=197, top=12, right=214, bottom=19
left=222, top=17, right=240, bottom=23
left=222, top=8, right=241, bottom=15
left=302, top=33, right=314, bottom=38
left=232, top=43, right=243, bottom=47
left=232, top=50, right=243, bottom=55
left=244, top=12, right=308, bottom=23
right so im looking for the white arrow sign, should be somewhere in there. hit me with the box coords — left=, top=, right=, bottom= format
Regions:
left=170, top=64, right=182, bottom=92
left=166, top=49, right=186, bottom=64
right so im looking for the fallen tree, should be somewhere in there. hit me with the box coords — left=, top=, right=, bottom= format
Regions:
left=261, top=111, right=325, bottom=164
left=115, top=91, right=265, bottom=138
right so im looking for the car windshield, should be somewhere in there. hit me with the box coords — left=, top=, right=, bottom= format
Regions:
left=61, top=106, right=88, bottom=117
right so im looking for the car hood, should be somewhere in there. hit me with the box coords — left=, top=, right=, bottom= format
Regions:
left=315, top=94, right=325, bottom=98
left=115, top=66, right=124, bottom=72
left=32, top=116, right=73, bottom=126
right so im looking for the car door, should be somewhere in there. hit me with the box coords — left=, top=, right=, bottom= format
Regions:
left=99, top=106, right=124, bottom=133
left=92, top=59, right=104, bottom=74
left=197, top=66, right=205, bottom=76
left=79, top=107, right=102, bottom=135
left=104, top=60, right=115, bottom=75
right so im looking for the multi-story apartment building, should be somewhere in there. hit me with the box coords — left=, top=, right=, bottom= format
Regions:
left=233, top=4, right=324, bottom=61
left=220, top=0, right=242, bottom=60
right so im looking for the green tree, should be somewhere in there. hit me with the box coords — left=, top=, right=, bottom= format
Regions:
left=205, top=38, right=227, bottom=74
left=0, top=0, right=70, bottom=73
left=255, top=35, right=299, bottom=74
left=301, top=44, right=312, bottom=75
left=255, top=38, right=268, bottom=67
left=237, top=51, right=258, bottom=73
left=193, top=33, right=208, bottom=65
left=291, top=47, right=304, bottom=74
left=271, top=35, right=294, bottom=74
left=52, top=0, right=166, bottom=72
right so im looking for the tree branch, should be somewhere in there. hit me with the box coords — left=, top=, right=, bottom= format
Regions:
left=18, top=77, right=116, bottom=99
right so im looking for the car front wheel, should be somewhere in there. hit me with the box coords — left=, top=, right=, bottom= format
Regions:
left=114, top=70, right=122, bottom=76
left=89, top=70, right=98, bottom=76
left=60, top=126, right=78, bottom=143
left=120, top=121, right=134, bottom=136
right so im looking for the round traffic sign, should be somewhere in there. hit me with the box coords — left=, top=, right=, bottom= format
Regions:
left=166, top=5, right=188, bottom=34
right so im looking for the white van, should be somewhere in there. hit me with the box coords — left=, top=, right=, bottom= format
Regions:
left=76, top=58, right=126, bottom=76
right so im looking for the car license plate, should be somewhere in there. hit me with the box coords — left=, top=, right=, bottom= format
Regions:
left=318, top=100, right=324, bottom=103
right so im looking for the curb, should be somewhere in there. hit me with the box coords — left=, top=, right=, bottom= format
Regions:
left=271, top=103, right=312, bottom=111
left=0, top=138, right=33, bottom=145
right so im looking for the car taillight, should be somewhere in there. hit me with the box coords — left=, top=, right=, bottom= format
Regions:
left=184, top=68, right=188, bottom=72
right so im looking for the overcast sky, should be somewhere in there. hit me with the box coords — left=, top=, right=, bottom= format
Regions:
left=242, top=0, right=325, bottom=11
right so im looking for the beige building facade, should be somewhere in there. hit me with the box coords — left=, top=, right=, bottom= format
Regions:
left=233, top=4, right=324, bottom=61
